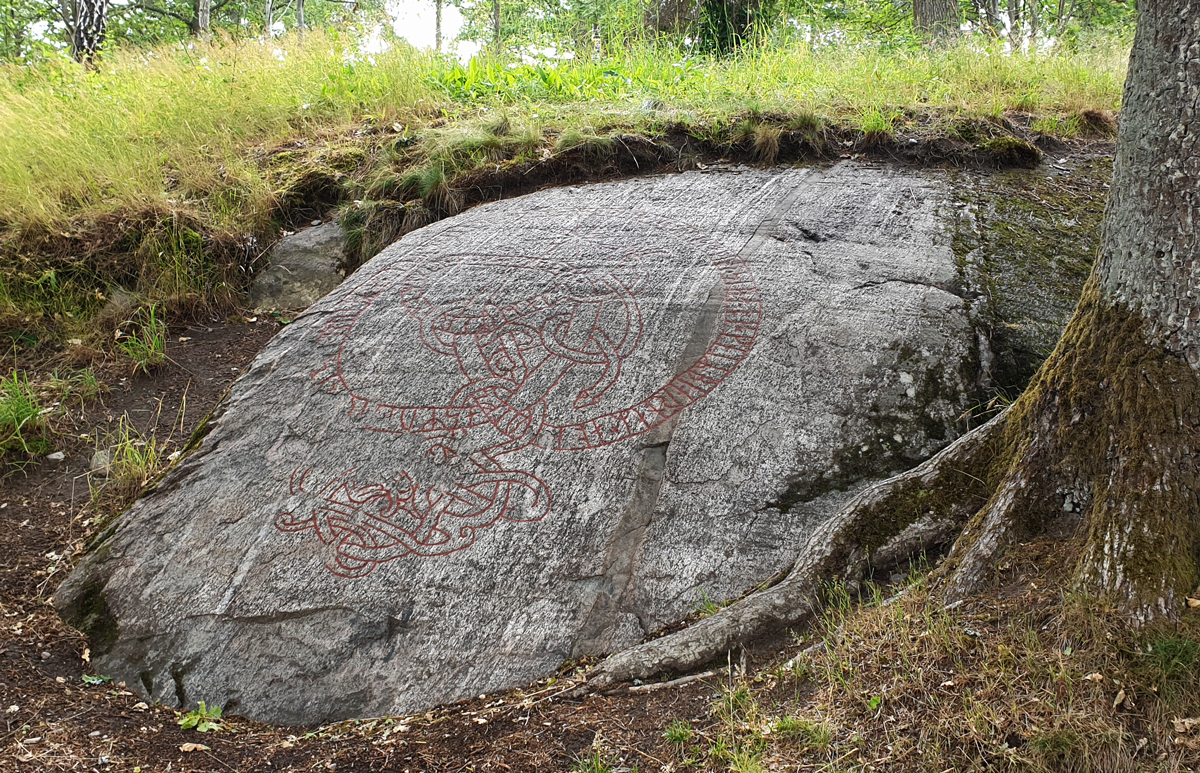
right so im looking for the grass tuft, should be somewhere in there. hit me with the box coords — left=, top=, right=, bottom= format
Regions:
left=114, top=304, right=168, bottom=374
left=663, top=719, right=694, bottom=745
left=979, top=135, right=1043, bottom=167
left=0, top=370, right=48, bottom=457
left=772, top=716, right=832, bottom=750
left=752, top=123, right=782, bottom=163
left=571, top=748, right=614, bottom=773
left=859, top=107, right=898, bottom=144
left=785, top=110, right=823, bottom=138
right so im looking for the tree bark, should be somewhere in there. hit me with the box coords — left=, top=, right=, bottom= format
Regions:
left=941, top=0, right=1200, bottom=623
left=913, top=0, right=960, bottom=41
left=435, top=0, right=442, bottom=51
left=195, top=0, right=211, bottom=34
left=69, top=0, right=108, bottom=62
left=1007, top=0, right=1022, bottom=49
left=585, top=0, right=1200, bottom=691
left=976, top=0, right=1001, bottom=36
left=264, top=0, right=272, bottom=34
left=492, top=0, right=500, bottom=53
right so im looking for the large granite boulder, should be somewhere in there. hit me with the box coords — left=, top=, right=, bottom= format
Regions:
left=58, top=163, right=987, bottom=724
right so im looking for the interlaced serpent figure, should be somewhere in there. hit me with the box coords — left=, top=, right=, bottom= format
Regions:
left=278, top=257, right=649, bottom=577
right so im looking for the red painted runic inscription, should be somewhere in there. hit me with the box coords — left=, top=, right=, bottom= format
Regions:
left=277, top=223, right=762, bottom=578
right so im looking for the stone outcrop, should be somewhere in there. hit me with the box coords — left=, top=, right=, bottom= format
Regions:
left=58, top=163, right=988, bottom=724
left=250, top=222, right=346, bottom=311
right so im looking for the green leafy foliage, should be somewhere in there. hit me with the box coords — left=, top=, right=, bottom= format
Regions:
left=178, top=701, right=223, bottom=732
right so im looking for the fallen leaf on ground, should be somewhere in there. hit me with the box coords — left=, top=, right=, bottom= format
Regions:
left=1173, top=718, right=1200, bottom=734
left=180, top=742, right=210, bottom=752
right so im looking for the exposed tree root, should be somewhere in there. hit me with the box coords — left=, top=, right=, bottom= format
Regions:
left=588, top=275, right=1200, bottom=693
left=585, top=408, right=1011, bottom=692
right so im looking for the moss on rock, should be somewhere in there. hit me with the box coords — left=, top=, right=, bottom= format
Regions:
left=949, top=158, right=1112, bottom=397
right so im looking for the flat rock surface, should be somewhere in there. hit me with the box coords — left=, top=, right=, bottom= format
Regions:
left=58, top=163, right=985, bottom=724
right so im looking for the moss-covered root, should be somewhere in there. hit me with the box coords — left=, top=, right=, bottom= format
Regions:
left=938, top=278, right=1200, bottom=624
left=584, top=410, right=1011, bottom=692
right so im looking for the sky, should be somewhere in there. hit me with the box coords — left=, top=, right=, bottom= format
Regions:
left=387, top=0, right=481, bottom=58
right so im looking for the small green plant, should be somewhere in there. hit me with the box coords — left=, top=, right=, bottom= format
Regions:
left=571, top=748, right=613, bottom=773
left=713, top=682, right=755, bottom=723
left=115, top=304, right=168, bottom=374
left=49, top=368, right=104, bottom=406
left=707, top=736, right=733, bottom=761
left=90, top=411, right=176, bottom=518
left=178, top=701, right=223, bottom=732
left=81, top=674, right=112, bottom=685
left=664, top=719, right=694, bottom=745
left=0, top=370, right=48, bottom=457
left=773, top=716, right=832, bottom=750
left=692, top=588, right=725, bottom=618
left=858, top=108, right=898, bottom=142
left=727, top=747, right=768, bottom=773
left=1140, top=636, right=1200, bottom=705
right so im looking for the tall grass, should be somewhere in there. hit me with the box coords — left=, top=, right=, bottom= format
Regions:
left=0, top=32, right=1128, bottom=232
left=437, top=37, right=1127, bottom=120
left=0, top=32, right=441, bottom=227
left=0, top=30, right=1129, bottom=336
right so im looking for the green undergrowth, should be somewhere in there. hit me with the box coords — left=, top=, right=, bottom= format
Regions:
left=1, top=31, right=1128, bottom=349
left=659, top=554, right=1200, bottom=772
left=0, top=367, right=104, bottom=462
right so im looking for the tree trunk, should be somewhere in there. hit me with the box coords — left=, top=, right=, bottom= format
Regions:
left=2, top=3, right=23, bottom=60
left=435, top=0, right=442, bottom=51
left=913, top=0, right=960, bottom=41
left=978, top=0, right=1001, bottom=36
left=492, top=0, right=500, bottom=53
left=264, top=0, right=272, bottom=34
left=1007, top=0, right=1022, bottom=49
left=941, top=0, right=1200, bottom=623
left=585, top=0, right=1200, bottom=690
left=69, top=0, right=108, bottom=62
left=296, top=0, right=304, bottom=37
left=195, top=0, right=211, bottom=35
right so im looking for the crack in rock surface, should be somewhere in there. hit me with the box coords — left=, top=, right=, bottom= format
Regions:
left=58, top=162, right=988, bottom=724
